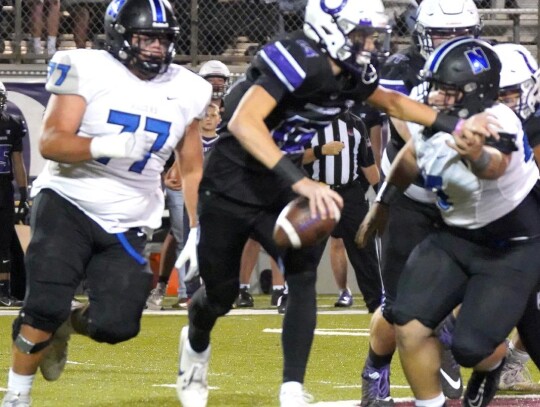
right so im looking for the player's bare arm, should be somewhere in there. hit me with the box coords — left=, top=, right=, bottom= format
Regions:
left=228, top=85, right=343, bottom=219
left=176, top=119, right=203, bottom=228
left=39, top=93, right=92, bottom=162
left=367, top=86, right=500, bottom=139
left=356, top=139, right=418, bottom=248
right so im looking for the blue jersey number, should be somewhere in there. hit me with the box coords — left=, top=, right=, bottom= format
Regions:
left=47, top=62, right=71, bottom=86
left=97, top=110, right=171, bottom=173
left=423, top=173, right=453, bottom=212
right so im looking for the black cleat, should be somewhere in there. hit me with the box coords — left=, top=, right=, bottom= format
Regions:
left=440, top=347, right=463, bottom=399
left=277, top=293, right=288, bottom=314
left=235, top=287, right=254, bottom=308
left=271, top=288, right=285, bottom=306
left=0, top=296, right=23, bottom=307
left=463, top=358, right=505, bottom=407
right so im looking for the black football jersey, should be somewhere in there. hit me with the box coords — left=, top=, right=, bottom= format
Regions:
left=379, top=45, right=426, bottom=161
left=0, top=112, right=26, bottom=183
left=201, top=32, right=379, bottom=207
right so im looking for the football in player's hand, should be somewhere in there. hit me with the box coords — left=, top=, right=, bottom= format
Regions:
left=273, top=197, right=340, bottom=249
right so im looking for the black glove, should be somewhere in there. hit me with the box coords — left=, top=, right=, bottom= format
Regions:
left=15, top=187, right=30, bottom=225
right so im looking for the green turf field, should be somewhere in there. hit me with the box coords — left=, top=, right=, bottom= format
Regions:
left=1, top=295, right=539, bottom=406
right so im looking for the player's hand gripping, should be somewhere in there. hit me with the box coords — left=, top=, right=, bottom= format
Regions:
left=355, top=202, right=389, bottom=248
left=292, top=178, right=343, bottom=220
left=175, top=227, right=199, bottom=282
left=15, top=187, right=30, bottom=225
left=90, top=131, right=154, bottom=161
left=455, top=112, right=500, bottom=140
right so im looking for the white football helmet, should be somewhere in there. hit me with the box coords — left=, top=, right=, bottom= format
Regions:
left=199, top=60, right=231, bottom=99
left=494, top=43, right=539, bottom=121
left=304, top=0, right=391, bottom=76
left=414, top=0, right=481, bottom=59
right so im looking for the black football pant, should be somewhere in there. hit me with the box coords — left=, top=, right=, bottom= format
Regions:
left=189, top=189, right=325, bottom=383
left=330, top=181, right=382, bottom=312
left=0, top=182, right=15, bottom=277
left=18, top=189, right=152, bottom=343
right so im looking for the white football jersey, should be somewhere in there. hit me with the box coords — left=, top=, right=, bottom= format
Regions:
left=32, top=49, right=212, bottom=233
left=409, top=103, right=539, bottom=229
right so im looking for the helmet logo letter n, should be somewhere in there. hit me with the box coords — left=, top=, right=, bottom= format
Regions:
left=465, top=48, right=490, bottom=75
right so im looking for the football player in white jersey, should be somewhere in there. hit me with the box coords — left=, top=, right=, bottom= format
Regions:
left=358, top=38, right=540, bottom=407
left=1, top=0, right=211, bottom=405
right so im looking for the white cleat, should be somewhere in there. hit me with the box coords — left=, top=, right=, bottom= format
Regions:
left=280, top=381, right=314, bottom=407
left=1, top=391, right=31, bottom=407
left=176, top=326, right=210, bottom=407
left=39, top=316, right=75, bottom=382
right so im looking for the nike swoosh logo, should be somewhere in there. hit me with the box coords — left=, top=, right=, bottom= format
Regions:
left=2, top=260, right=9, bottom=264
left=167, top=96, right=178, bottom=100
left=440, top=368, right=462, bottom=390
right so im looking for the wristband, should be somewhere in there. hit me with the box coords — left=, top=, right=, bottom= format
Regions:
left=313, top=145, right=323, bottom=159
left=469, top=149, right=491, bottom=173
left=18, top=187, right=28, bottom=202
left=374, top=181, right=401, bottom=206
left=272, top=156, right=305, bottom=186
left=433, top=113, right=460, bottom=135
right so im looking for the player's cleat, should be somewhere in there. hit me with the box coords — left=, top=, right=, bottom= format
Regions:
left=146, top=286, right=165, bottom=310
left=439, top=347, right=463, bottom=399
left=1, top=391, right=31, bottom=407
left=234, top=287, right=254, bottom=308
left=361, top=364, right=394, bottom=406
left=463, top=359, right=505, bottom=407
left=177, top=326, right=210, bottom=407
left=334, top=289, right=353, bottom=307
left=0, top=296, right=23, bottom=307
left=277, top=293, right=288, bottom=314
left=172, top=297, right=190, bottom=309
left=279, top=381, right=314, bottom=406
left=271, top=288, right=285, bottom=306
left=498, top=359, right=540, bottom=391
left=39, top=307, right=77, bottom=381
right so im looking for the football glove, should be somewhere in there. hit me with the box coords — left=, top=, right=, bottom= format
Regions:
left=90, top=132, right=154, bottom=161
left=15, top=187, right=30, bottom=224
left=175, top=227, right=199, bottom=282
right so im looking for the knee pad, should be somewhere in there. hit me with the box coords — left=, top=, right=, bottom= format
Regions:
left=205, top=279, right=239, bottom=316
left=12, top=317, right=52, bottom=354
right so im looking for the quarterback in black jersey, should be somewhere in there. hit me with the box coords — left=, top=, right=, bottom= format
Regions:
left=175, top=1, right=500, bottom=406
left=0, top=82, right=28, bottom=307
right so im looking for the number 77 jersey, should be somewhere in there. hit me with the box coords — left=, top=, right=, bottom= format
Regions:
left=32, top=49, right=211, bottom=233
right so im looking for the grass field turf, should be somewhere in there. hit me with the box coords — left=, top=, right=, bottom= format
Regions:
left=1, top=294, right=540, bottom=406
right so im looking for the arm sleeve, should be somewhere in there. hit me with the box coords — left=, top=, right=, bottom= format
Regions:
left=11, top=116, right=27, bottom=152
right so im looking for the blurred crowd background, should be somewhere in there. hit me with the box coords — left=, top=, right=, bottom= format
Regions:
left=0, top=0, right=538, bottom=69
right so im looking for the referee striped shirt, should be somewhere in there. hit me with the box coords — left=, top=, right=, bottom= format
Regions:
left=307, top=113, right=374, bottom=187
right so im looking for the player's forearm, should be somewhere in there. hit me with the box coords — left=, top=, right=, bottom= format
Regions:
left=385, top=140, right=419, bottom=191
left=467, top=146, right=509, bottom=180
left=228, top=115, right=284, bottom=169
left=11, top=153, right=28, bottom=188
left=39, top=129, right=93, bottom=163
left=181, top=173, right=201, bottom=228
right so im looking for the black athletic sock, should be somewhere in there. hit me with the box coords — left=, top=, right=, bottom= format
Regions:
left=188, top=288, right=219, bottom=353
left=71, top=304, right=90, bottom=336
left=282, top=271, right=317, bottom=383
left=158, top=276, right=169, bottom=285
left=367, top=345, right=393, bottom=369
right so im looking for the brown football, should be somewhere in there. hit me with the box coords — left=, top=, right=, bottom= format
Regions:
left=273, top=196, right=340, bottom=249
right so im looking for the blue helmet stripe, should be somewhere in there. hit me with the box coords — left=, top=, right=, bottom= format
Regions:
left=260, top=42, right=306, bottom=92
left=149, top=0, right=166, bottom=23
left=517, top=50, right=537, bottom=74
left=428, top=37, right=471, bottom=73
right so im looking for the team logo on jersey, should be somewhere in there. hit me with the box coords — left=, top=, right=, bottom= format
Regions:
left=465, top=48, right=490, bottom=75
left=320, top=0, right=347, bottom=15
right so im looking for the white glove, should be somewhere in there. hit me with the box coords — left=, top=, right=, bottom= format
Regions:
left=90, top=132, right=154, bottom=161
left=175, top=227, right=199, bottom=282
